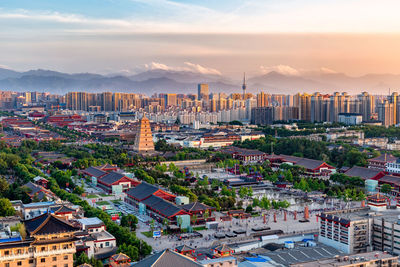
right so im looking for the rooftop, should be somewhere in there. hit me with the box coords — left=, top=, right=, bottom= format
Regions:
left=258, top=244, right=346, bottom=266
left=77, top=217, right=104, bottom=227
left=22, top=201, right=55, bottom=208
left=368, top=153, right=398, bottom=163
left=320, top=207, right=400, bottom=224
left=344, top=166, right=383, bottom=180
left=291, top=251, right=398, bottom=267
left=24, top=213, right=78, bottom=235
left=82, top=166, right=108, bottom=178
left=134, top=249, right=202, bottom=267
left=126, top=182, right=159, bottom=201
left=99, top=171, right=127, bottom=185
left=91, top=230, right=115, bottom=241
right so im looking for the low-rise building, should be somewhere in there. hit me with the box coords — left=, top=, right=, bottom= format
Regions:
left=23, top=182, right=57, bottom=202
left=386, top=160, right=400, bottom=174
left=368, top=154, right=398, bottom=171
left=345, top=166, right=386, bottom=181
left=76, top=218, right=106, bottom=233
left=21, top=201, right=57, bottom=220
left=125, top=182, right=189, bottom=224
left=326, top=130, right=364, bottom=141
left=220, top=147, right=267, bottom=164
left=268, top=154, right=336, bottom=176
left=96, top=171, right=140, bottom=193
left=338, top=113, right=363, bottom=125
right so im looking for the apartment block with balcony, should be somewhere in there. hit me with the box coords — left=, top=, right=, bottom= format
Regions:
left=319, top=208, right=373, bottom=254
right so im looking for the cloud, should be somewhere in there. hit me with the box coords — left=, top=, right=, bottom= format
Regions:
left=183, top=62, right=221, bottom=75
left=260, top=65, right=339, bottom=76
left=0, top=64, right=10, bottom=69
left=145, top=62, right=172, bottom=71
left=260, top=65, right=300, bottom=76
left=144, top=62, right=221, bottom=75
left=3, top=1, right=400, bottom=34
left=320, top=67, right=338, bottom=74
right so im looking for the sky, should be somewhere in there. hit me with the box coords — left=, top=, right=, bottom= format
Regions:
left=1, top=0, right=400, bottom=77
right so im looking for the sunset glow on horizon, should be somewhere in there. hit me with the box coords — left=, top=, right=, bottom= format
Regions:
left=1, top=0, right=400, bottom=77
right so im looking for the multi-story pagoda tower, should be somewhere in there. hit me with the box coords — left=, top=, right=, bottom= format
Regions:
left=133, top=114, right=155, bottom=154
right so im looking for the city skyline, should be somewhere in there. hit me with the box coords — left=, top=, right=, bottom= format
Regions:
left=2, top=1, right=400, bottom=78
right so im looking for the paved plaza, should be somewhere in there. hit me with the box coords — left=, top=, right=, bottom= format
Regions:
left=136, top=210, right=320, bottom=251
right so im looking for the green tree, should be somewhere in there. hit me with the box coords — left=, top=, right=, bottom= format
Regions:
left=0, top=177, right=9, bottom=196
left=247, top=187, right=253, bottom=198
left=121, top=214, right=139, bottom=230
left=381, top=184, right=392, bottom=194
left=0, top=198, right=15, bottom=216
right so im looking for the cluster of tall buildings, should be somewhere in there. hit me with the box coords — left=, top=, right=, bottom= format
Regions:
left=3, top=81, right=400, bottom=126
left=252, top=92, right=400, bottom=126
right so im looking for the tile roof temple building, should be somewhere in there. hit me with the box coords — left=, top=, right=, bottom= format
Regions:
left=0, top=213, right=77, bottom=267
left=133, top=115, right=155, bottom=155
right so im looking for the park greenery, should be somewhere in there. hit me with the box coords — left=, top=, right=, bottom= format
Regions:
left=4, top=121, right=400, bottom=260
left=234, top=136, right=376, bottom=168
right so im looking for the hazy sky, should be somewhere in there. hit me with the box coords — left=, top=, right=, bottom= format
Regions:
left=2, top=0, right=400, bottom=77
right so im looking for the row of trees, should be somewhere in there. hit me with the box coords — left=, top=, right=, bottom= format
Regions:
left=235, top=136, right=373, bottom=168
left=252, top=197, right=290, bottom=210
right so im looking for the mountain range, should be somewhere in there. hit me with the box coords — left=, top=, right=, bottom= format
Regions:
left=0, top=67, right=399, bottom=95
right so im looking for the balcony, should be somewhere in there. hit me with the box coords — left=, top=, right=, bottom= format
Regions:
left=0, top=248, right=75, bottom=261
left=0, top=252, right=34, bottom=261
left=34, top=248, right=75, bottom=257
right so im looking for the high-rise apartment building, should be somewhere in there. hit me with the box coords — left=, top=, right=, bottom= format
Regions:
left=378, top=99, right=395, bottom=126
left=66, top=92, right=88, bottom=111
left=311, top=93, right=331, bottom=122
left=293, top=93, right=312, bottom=121
left=257, top=92, right=270, bottom=107
left=164, top=94, right=177, bottom=107
left=197, top=84, right=209, bottom=110
left=358, top=92, right=375, bottom=122
left=197, top=84, right=209, bottom=100
left=251, top=107, right=274, bottom=125
left=102, top=92, right=113, bottom=111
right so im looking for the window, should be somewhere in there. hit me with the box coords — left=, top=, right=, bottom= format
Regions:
left=52, top=246, right=57, bottom=250
left=4, top=251, right=9, bottom=255
left=41, top=247, right=45, bottom=252
left=106, top=242, right=110, bottom=247
left=41, top=259, right=45, bottom=263
left=64, top=255, right=68, bottom=260
left=29, top=259, right=34, bottom=264
left=53, top=257, right=57, bottom=261
left=5, top=263, right=9, bottom=267
left=64, top=264, right=68, bottom=267
left=17, top=262, right=22, bottom=266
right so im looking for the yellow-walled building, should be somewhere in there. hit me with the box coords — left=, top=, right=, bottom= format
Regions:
left=0, top=213, right=78, bottom=267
